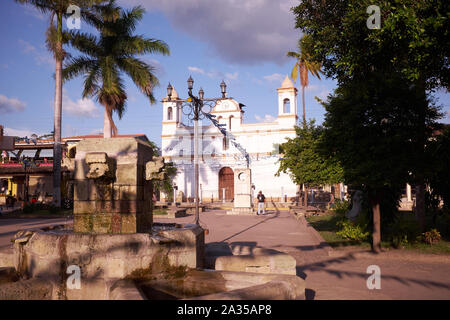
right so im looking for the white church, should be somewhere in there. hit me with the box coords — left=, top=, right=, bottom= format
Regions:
left=160, top=76, right=300, bottom=203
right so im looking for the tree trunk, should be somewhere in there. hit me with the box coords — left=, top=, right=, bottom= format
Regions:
left=371, top=199, right=382, bottom=253
left=104, top=108, right=112, bottom=138
left=302, top=84, right=306, bottom=124
left=415, top=183, right=426, bottom=232
left=304, top=185, right=308, bottom=207
left=52, top=12, right=63, bottom=207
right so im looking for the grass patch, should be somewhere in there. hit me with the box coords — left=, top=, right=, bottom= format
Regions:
left=306, top=212, right=450, bottom=254
left=307, top=213, right=363, bottom=247
left=153, top=209, right=168, bottom=215
left=402, top=240, right=450, bottom=254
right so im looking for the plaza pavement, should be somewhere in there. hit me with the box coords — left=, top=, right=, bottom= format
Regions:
left=0, top=218, right=71, bottom=250
left=0, top=210, right=449, bottom=299
left=155, top=208, right=450, bottom=300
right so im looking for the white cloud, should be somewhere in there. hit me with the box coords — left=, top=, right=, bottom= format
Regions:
left=3, top=127, right=35, bottom=137
left=142, top=57, right=164, bottom=75
left=188, top=67, right=238, bottom=81
left=263, top=73, right=285, bottom=83
left=225, top=72, right=238, bottom=81
left=255, top=114, right=277, bottom=123
left=0, top=94, right=26, bottom=113
left=90, top=128, right=103, bottom=135
left=18, top=39, right=54, bottom=66
left=62, top=91, right=100, bottom=118
left=188, top=66, right=205, bottom=74
left=121, top=0, right=299, bottom=65
left=316, top=89, right=331, bottom=101
left=23, top=6, right=46, bottom=21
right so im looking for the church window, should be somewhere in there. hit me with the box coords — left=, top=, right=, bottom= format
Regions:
left=283, top=98, right=290, bottom=113
left=167, top=107, right=173, bottom=120
left=229, top=115, right=233, bottom=130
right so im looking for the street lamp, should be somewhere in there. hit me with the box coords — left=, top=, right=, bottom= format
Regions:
left=165, top=77, right=227, bottom=226
left=220, top=80, right=227, bottom=98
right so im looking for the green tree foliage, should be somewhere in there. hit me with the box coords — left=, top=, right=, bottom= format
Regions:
left=427, top=125, right=450, bottom=209
left=15, top=0, right=107, bottom=207
left=321, top=72, right=440, bottom=251
left=287, top=35, right=322, bottom=123
left=276, top=120, right=343, bottom=187
left=63, top=0, right=170, bottom=137
left=292, top=0, right=447, bottom=250
left=293, top=0, right=449, bottom=90
left=145, top=140, right=177, bottom=200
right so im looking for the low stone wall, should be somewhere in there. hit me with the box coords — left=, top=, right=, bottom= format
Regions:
left=6, top=223, right=204, bottom=299
left=0, top=249, right=13, bottom=268
left=215, top=253, right=296, bottom=275
left=0, top=278, right=53, bottom=300
left=187, top=271, right=305, bottom=300
left=154, top=208, right=187, bottom=219
left=110, top=279, right=145, bottom=300
left=206, top=243, right=296, bottom=275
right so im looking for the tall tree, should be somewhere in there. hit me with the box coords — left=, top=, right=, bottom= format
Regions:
left=427, top=125, right=450, bottom=210
left=276, top=120, right=343, bottom=207
left=63, top=0, right=170, bottom=138
left=321, top=73, right=439, bottom=252
left=15, top=0, right=106, bottom=207
left=287, top=34, right=322, bottom=124
left=293, top=0, right=447, bottom=245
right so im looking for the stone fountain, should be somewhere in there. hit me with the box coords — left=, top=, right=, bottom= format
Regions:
left=0, top=137, right=305, bottom=300
left=0, top=137, right=204, bottom=299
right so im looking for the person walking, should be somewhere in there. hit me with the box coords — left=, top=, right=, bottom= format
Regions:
left=257, top=191, right=266, bottom=215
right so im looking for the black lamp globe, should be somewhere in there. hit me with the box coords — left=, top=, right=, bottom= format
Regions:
left=220, top=80, right=227, bottom=98
left=187, top=76, right=194, bottom=91
left=167, top=83, right=173, bottom=99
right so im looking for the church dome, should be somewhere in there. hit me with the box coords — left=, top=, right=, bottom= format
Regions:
left=281, top=75, right=294, bottom=88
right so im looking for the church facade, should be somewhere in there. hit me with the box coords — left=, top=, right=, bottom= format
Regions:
left=160, top=76, right=300, bottom=202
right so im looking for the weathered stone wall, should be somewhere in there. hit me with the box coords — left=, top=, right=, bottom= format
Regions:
left=73, top=138, right=153, bottom=234
left=12, top=224, right=204, bottom=299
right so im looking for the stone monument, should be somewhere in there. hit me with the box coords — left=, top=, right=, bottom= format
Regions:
left=4, top=137, right=205, bottom=300
left=346, top=190, right=363, bottom=221
left=227, top=168, right=253, bottom=215
left=73, top=138, right=153, bottom=234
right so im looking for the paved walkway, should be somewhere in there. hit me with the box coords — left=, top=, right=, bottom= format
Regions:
left=1, top=210, right=449, bottom=299
left=0, top=218, right=71, bottom=249
left=155, top=208, right=450, bottom=300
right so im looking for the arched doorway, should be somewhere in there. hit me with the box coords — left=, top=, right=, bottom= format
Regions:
left=218, top=167, right=234, bottom=201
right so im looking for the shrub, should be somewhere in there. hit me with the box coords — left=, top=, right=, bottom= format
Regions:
left=332, top=199, right=351, bottom=215
left=387, top=213, right=421, bottom=248
left=422, top=229, right=441, bottom=245
left=435, top=211, right=450, bottom=238
left=336, top=219, right=370, bottom=241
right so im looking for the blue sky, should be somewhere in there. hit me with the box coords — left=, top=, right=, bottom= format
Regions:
left=1, top=0, right=449, bottom=147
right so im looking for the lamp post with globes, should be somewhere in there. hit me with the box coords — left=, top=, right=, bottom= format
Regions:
left=166, top=76, right=228, bottom=226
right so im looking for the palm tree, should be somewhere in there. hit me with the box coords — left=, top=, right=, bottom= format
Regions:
left=63, top=0, right=170, bottom=138
left=15, top=0, right=106, bottom=207
left=287, top=35, right=322, bottom=125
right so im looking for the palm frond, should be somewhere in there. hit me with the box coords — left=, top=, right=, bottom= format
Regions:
left=68, top=31, right=100, bottom=57
left=115, top=36, right=170, bottom=56
left=63, top=56, right=97, bottom=82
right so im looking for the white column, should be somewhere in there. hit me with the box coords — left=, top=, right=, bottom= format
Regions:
left=406, top=183, right=412, bottom=202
